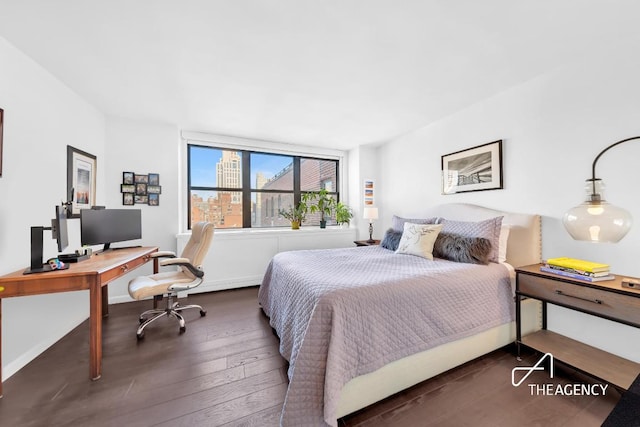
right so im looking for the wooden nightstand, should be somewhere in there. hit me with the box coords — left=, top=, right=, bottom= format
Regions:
left=354, top=240, right=380, bottom=247
left=515, top=264, right=640, bottom=390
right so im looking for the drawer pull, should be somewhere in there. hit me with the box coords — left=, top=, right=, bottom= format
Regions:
left=555, top=289, right=602, bottom=304
left=121, top=264, right=129, bottom=272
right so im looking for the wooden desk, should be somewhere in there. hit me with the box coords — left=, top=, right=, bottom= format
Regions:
left=0, top=246, right=157, bottom=397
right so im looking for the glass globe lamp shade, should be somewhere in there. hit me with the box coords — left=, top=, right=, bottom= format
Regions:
left=562, top=180, right=633, bottom=242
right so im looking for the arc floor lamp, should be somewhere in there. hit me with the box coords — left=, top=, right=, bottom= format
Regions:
left=562, top=136, right=639, bottom=243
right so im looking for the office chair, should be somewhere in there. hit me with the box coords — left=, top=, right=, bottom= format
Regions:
left=128, top=222, right=214, bottom=339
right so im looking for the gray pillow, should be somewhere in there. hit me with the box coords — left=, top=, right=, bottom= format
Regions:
left=439, top=216, right=503, bottom=263
left=391, top=215, right=438, bottom=232
left=433, top=232, right=492, bottom=265
left=380, top=228, right=403, bottom=251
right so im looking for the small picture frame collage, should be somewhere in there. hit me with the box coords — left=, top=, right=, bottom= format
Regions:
left=121, top=172, right=161, bottom=206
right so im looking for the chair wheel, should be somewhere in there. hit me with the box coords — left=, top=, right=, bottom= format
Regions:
left=136, top=331, right=145, bottom=340
left=200, top=310, right=207, bottom=317
left=179, top=326, right=186, bottom=334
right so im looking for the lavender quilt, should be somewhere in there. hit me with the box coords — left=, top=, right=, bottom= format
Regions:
left=258, top=246, right=513, bottom=426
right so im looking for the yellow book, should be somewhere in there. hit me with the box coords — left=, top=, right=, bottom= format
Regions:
left=545, top=257, right=610, bottom=273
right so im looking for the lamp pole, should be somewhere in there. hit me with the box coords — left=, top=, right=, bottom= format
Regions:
left=587, top=136, right=640, bottom=201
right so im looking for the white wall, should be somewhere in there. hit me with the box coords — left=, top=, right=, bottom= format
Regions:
left=177, top=227, right=357, bottom=293
left=377, top=52, right=640, bottom=362
left=348, top=145, right=379, bottom=241
left=0, top=36, right=106, bottom=379
left=104, top=117, right=181, bottom=302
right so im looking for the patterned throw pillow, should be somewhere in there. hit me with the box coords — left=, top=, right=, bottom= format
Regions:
left=391, top=215, right=439, bottom=232
left=433, top=232, right=492, bottom=265
left=395, top=223, right=443, bottom=260
left=439, top=216, right=503, bottom=263
left=380, top=228, right=403, bottom=251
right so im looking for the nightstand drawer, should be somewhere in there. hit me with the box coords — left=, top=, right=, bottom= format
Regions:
left=518, top=274, right=640, bottom=326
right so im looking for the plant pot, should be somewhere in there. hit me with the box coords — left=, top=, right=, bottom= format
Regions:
left=291, top=221, right=300, bottom=230
left=320, top=220, right=327, bottom=229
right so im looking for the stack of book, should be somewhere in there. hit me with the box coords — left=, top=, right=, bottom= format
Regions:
left=541, top=257, right=615, bottom=282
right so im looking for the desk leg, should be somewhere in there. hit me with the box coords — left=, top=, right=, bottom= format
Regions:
left=89, top=284, right=102, bottom=381
left=101, top=285, right=109, bottom=318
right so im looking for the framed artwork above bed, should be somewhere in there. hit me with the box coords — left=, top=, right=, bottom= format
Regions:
left=441, top=140, right=503, bottom=194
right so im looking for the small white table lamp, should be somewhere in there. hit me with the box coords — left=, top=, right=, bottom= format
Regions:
left=363, top=207, right=379, bottom=243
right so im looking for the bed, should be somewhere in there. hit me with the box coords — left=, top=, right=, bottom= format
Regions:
left=258, top=203, right=542, bottom=426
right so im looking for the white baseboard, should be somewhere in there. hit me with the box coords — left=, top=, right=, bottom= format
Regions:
left=187, top=275, right=262, bottom=293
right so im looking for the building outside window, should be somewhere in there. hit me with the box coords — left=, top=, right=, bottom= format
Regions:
left=188, top=144, right=339, bottom=229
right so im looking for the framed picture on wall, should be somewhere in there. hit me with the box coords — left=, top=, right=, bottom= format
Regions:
left=441, top=140, right=503, bottom=194
left=123, top=171, right=134, bottom=184
left=135, top=183, right=147, bottom=195
left=364, top=179, right=374, bottom=206
left=123, top=192, right=134, bottom=206
left=134, top=174, right=148, bottom=184
left=67, top=145, right=97, bottom=217
left=148, top=193, right=159, bottom=206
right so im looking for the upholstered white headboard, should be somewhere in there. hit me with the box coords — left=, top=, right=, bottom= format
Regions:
left=423, top=203, right=542, bottom=268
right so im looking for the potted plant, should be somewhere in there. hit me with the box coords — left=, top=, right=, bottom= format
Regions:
left=279, top=203, right=307, bottom=229
left=302, top=188, right=336, bottom=228
left=335, top=202, right=353, bottom=227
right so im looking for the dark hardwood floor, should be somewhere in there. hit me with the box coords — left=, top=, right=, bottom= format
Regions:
left=0, top=287, right=621, bottom=426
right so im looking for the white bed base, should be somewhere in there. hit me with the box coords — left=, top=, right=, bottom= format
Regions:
left=336, top=299, right=540, bottom=417
left=336, top=203, right=542, bottom=418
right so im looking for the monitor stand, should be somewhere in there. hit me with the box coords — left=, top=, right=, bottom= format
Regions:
left=92, top=243, right=111, bottom=255
left=23, top=226, right=69, bottom=274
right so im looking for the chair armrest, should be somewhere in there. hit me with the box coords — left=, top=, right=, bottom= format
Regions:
left=151, top=251, right=176, bottom=258
left=160, top=257, right=204, bottom=278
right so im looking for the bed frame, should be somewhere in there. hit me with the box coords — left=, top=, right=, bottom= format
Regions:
left=336, top=203, right=542, bottom=418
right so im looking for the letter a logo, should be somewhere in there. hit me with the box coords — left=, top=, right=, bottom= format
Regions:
left=511, top=353, right=554, bottom=387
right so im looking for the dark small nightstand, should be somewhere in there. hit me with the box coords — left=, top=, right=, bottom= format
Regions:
left=354, top=240, right=380, bottom=247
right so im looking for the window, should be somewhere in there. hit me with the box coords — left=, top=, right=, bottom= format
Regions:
left=188, top=144, right=340, bottom=229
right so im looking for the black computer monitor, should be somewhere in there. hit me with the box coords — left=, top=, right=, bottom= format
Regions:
left=52, top=204, right=69, bottom=253
left=80, top=208, right=142, bottom=251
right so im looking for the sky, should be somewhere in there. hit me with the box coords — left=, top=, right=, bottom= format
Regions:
left=189, top=145, right=292, bottom=189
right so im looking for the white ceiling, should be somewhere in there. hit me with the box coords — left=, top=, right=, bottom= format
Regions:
left=0, top=1, right=638, bottom=150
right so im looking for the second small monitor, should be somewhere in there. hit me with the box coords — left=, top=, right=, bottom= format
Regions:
left=80, top=208, right=142, bottom=251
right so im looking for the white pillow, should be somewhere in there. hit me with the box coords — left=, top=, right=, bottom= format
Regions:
left=498, top=224, right=511, bottom=263
left=396, top=223, right=443, bottom=260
